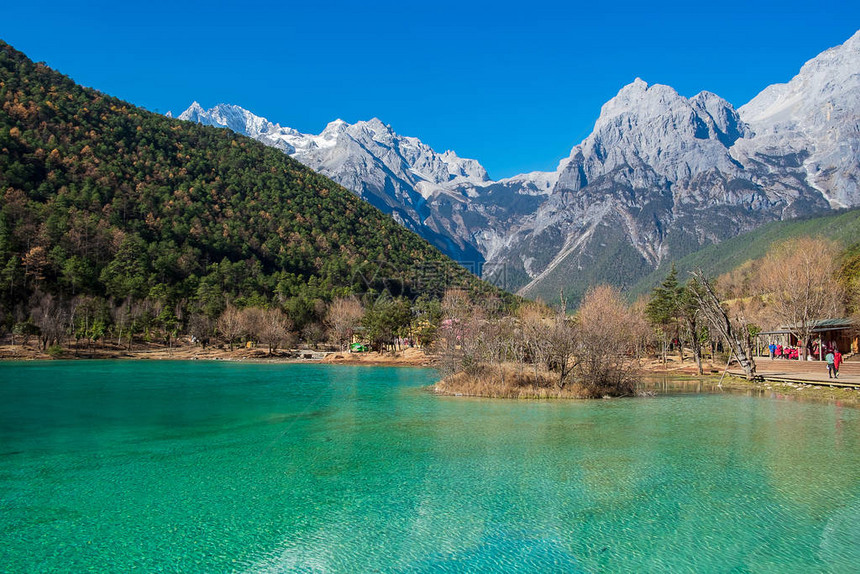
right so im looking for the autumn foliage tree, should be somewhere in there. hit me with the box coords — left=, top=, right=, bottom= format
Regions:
left=755, top=237, right=844, bottom=359
left=574, top=285, right=638, bottom=395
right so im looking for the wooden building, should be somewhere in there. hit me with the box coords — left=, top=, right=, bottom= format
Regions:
left=757, top=318, right=858, bottom=358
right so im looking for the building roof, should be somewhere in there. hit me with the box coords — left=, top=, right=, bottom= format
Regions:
left=758, top=318, right=855, bottom=336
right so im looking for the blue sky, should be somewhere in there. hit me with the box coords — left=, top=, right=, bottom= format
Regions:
left=3, top=1, right=858, bottom=179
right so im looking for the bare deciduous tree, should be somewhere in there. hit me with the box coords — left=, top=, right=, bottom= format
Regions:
left=259, top=308, right=293, bottom=354
left=629, top=296, right=657, bottom=363
left=326, top=297, right=364, bottom=350
left=437, top=289, right=483, bottom=376
left=755, top=237, right=844, bottom=359
left=518, top=301, right=552, bottom=378
left=217, top=305, right=243, bottom=350
left=31, top=292, right=69, bottom=350
left=690, top=269, right=756, bottom=380
left=110, top=298, right=132, bottom=348
left=301, top=322, right=326, bottom=348
left=188, top=314, right=214, bottom=348
left=240, top=307, right=264, bottom=346
left=545, top=312, right=578, bottom=389
left=679, top=281, right=705, bottom=375
left=477, top=314, right=519, bottom=385
left=575, top=285, right=638, bottom=395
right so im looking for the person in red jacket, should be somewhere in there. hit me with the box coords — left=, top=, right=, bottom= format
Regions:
left=834, top=350, right=843, bottom=378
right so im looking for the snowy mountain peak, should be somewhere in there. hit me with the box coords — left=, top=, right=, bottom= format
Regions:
left=555, top=76, right=750, bottom=192
left=596, top=78, right=691, bottom=127
left=690, top=90, right=726, bottom=108
left=363, top=117, right=389, bottom=130
left=174, top=30, right=859, bottom=297
left=177, top=101, right=205, bottom=122
left=176, top=102, right=491, bottom=242
left=737, top=28, right=860, bottom=206
left=321, top=118, right=349, bottom=136
left=349, top=118, right=397, bottom=143
left=740, top=30, right=859, bottom=124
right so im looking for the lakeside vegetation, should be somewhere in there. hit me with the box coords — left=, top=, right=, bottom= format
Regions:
left=629, top=207, right=860, bottom=300
left=1, top=40, right=859, bottom=404
left=435, top=234, right=860, bottom=398
left=434, top=286, right=645, bottom=398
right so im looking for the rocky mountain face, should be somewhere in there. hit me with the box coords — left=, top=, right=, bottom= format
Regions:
left=177, top=105, right=490, bottom=262
left=177, top=30, right=860, bottom=305
left=735, top=30, right=860, bottom=209
left=507, top=78, right=828, bottom=302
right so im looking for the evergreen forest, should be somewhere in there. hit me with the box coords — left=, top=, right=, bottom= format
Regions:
left=0, top=40, right=500, bottom=348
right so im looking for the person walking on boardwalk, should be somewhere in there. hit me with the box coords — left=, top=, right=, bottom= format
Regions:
left=825, top=350, right=836, bottom=379
left=833, top=349, right=842, bottom=378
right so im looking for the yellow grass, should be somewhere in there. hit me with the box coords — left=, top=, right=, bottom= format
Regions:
left=434, top=363, right=620, bottom=399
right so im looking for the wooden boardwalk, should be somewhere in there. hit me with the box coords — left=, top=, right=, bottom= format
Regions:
left=730, top=357, right=860, bottom=388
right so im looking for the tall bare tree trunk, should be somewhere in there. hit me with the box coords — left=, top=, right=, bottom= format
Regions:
left=685, top=316, right=703, bottom=375
left=693, top=343, right=703, bottom=375
left=691, top=270, right=756, bottom=380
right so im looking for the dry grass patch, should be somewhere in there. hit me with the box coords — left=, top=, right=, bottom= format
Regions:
left=434, top=364, right=627, bottom=399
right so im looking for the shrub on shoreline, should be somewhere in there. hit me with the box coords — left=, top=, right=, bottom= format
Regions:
left=434, top=364, right=637, bottom=399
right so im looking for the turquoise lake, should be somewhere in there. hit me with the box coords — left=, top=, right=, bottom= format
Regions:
left=0, top=361, right=858, bottom=572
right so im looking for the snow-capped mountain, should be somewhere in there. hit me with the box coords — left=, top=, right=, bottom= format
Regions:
left=736, top=30, right=860, bottom=208
left=178, top=104, right=490, bottom=261
left=505, top=78, right=825, bottom=302
left=176, top=29, right=860, bottom=305
left=508, top=31, right=859, bottom=302
left=177, top=102, right=304, bottom=154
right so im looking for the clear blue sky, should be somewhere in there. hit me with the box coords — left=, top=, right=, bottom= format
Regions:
left=3, top=1, right=858, bottom=179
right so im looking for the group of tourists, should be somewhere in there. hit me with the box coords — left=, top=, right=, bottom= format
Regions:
left=768, top=341, right=845, bottom=378
left=767, top=343, right=801, bottom=360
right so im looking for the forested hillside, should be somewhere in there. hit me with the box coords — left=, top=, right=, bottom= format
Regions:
left=0, top=40, right=496, bottom=340
left=629, top=208, right=860, bottom=300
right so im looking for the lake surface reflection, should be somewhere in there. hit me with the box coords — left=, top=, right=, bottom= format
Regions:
left=1, top=361, right=858, bottom=572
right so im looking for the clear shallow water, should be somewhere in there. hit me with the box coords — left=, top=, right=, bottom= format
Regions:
left=0, top=361, right=858, bottom=573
